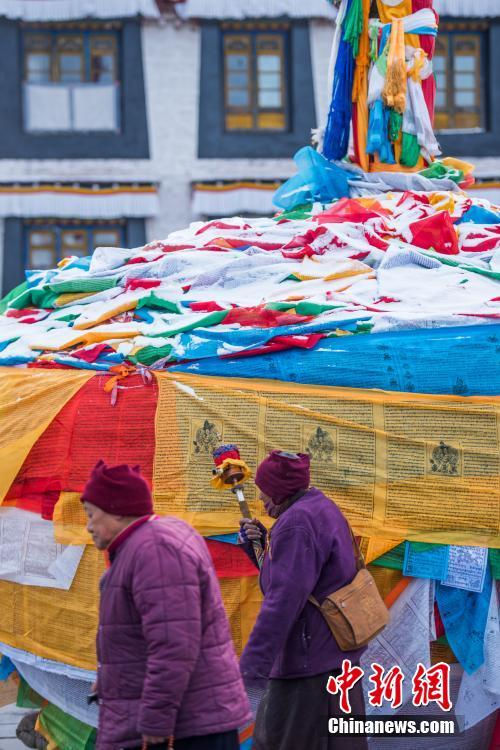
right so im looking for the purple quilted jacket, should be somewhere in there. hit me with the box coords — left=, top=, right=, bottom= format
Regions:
left=96, top=516, right=250, bottom=749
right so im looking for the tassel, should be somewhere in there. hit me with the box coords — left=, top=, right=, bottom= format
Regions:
left=382, top=19, right=407, bottom=114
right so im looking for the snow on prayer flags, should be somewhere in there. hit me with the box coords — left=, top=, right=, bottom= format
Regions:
left=0, top=181, right=498, bottom=375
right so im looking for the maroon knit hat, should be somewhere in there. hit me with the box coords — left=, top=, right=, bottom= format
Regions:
left=81, top=460, right=153, bottom=516
left=255, top=450, right=310, bottom=504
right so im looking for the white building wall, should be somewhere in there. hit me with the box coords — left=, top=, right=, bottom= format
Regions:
left=141, top=16, right=334, bottom=240
left=0, top=15, right=334, bottom=256
left=141, top=18, right=200, bottom=240
left=310, top=20, right=334, bottom=135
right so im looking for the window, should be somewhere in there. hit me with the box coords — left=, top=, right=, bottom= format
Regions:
left=25, top=221, right=124, bottom=270
left=434, top=29, right=486, bottom=132
left=23, top=29, right=119, bottom=132
left=223, top=24, right=288, bottom=131
left=24, top=31, right=118, bottom=84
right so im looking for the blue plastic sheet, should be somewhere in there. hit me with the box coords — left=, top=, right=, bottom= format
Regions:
left=457, top=205, right=500, bottom=225
left=171, top=324, right=500, bottom=396
left=436, top=565, right=492, bottom=674
left=273, top=147, right=351, bottom=211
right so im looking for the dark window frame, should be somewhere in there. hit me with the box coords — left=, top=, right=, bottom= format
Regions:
left=24, top=219, right=125, bottom=270
left=222, top=24, right=290, bottom=133
left=434, top=25, right=488, bottom=134
left=0, top=18, right=150, bottom=158
left=198, top=20, right=316, bottom=159
left=23, top=28, right=120, bottom=84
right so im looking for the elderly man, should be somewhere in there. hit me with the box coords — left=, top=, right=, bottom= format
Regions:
left=239, top=450, right=368, bottom=750
left=82, top=460, right=250, bottom=750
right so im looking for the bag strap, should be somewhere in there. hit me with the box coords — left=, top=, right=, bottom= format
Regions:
left=348, top=524, right=366, bottom=572
left=308, top=523, right=364, bottom=610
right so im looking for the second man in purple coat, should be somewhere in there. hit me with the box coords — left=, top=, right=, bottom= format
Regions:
left=239, top=450, right=368, bottom=750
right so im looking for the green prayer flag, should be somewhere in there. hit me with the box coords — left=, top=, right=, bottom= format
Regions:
left=265, top=302, right=297, bottom=311
left=130, top=343, right=173, bottom=366
left=136, top=293, right=181, bottom=314
left=17, top=678, right=45, bottom=710
left=389, top=110, right=403, bottom=143
left=151, top=309, right=229, bottom=338
left=39, top=702, right=96, bottom=750
left=8, top=288, right=59, bottom=310
left=371, top=543, right=405, bottom=570
left=273, top=203, right=314, bottom=221
left=48, top=277, right=117, bottom=294
left=0, top=281, right=28, bottom=314
left=489, top=548, right=500, bottom=579
left=420, top=162, right=464, bottom=185
left=294, top=301, right=343, bottom=316
left=400, top=132, right=421, bottom=168
left=343, top=0, right=364, bottom=57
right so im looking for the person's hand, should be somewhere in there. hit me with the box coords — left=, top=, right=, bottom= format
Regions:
left=239, top=518, right=264, bottom=543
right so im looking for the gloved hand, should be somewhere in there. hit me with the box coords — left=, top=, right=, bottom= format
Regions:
left=239, top=518, right=266, bottom=545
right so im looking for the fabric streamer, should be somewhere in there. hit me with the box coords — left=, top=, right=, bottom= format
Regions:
left=436, top=565, right=492, bottom=675
left=382, top=19, right=406, bottom=114
left=323, top=0, right=356, bottom=160
left=405, top=47, right=441, bottom=162
left=367, top=100, right=395, bottom=163
left=343, top=0, right=364, bottom=57
left=351, top=0, right=371, bottom=171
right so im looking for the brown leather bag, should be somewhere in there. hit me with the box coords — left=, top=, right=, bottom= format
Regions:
left=308, top=528, right=389, bottom=651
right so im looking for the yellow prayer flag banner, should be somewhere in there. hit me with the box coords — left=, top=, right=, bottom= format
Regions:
left=156, top=373, right=500, bottom=548
left=1, top=367, right=500, bottom=669
left=0, top=545, right=104, bottom=670
left=0, top=542, right=261, bottom=669
left=0, top=368, right=93, bottom=505
left=53, top=493, right=92, bottom=545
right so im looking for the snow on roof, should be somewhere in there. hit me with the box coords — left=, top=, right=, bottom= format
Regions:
left=433, top=0, right=499, bottom=17
left=0, top=0, right=160, bottom=21
left=175, top=0, right=338, bottom=20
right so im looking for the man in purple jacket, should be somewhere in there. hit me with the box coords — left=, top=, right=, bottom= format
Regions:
left=239, top=450, right=367, bottom=750
left=82, top=460, right=250, bottom=750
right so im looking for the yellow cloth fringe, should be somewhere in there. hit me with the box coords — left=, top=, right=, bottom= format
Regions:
left=383, top=19, right=407, bottom=114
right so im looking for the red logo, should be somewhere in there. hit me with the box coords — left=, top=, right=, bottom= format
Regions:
left=326, top=661, right=452, bottom=713
left=326, top=660, right=364, bottom=714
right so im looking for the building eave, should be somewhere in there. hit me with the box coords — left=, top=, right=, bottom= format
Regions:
left=174, top=0, right=338, bottom=21
left=0, top=0, right=160, bottom=22
left=433, top=0, right=499, bottom=18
